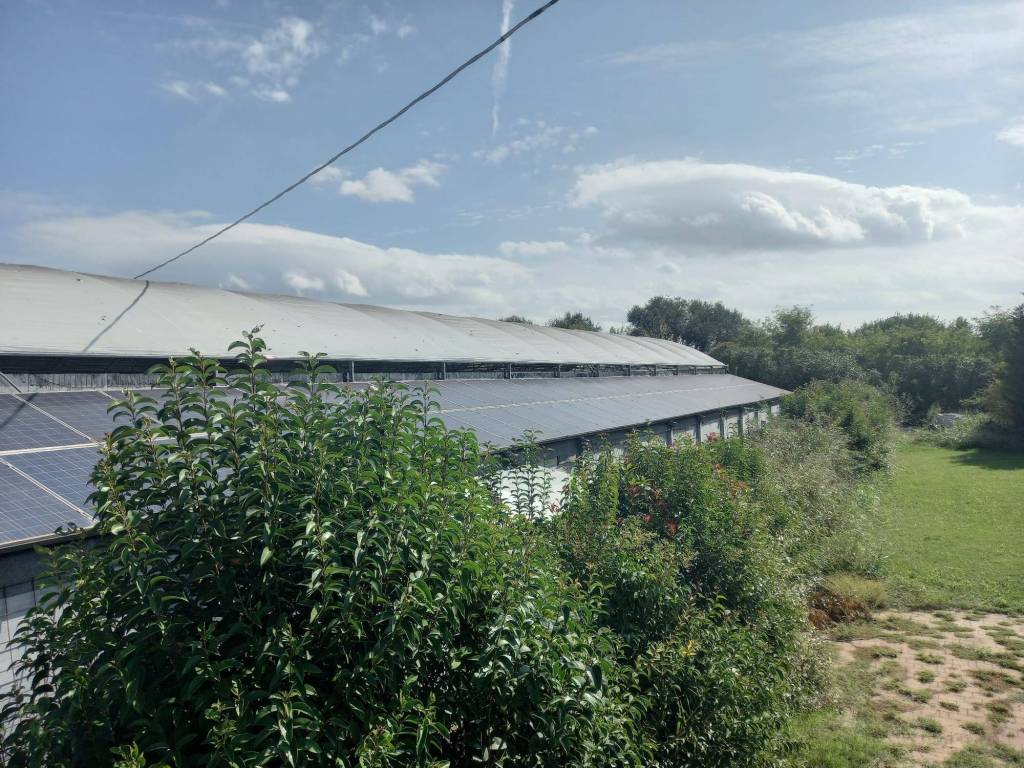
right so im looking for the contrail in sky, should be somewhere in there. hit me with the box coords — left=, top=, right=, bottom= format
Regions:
left=491, top=0, right=514, bottom=135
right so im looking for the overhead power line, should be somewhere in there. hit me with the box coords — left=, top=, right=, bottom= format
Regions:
left=133, top=0, right=562, bottom=280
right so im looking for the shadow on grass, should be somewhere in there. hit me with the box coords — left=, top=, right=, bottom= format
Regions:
left=947, top=447, right=1024, bottom=472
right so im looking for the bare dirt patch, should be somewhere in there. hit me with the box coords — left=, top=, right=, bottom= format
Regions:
left=831, top=610, right=1024, bottom=765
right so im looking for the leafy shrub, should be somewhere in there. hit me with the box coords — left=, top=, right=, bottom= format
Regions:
left=1, top=334, right=647, bottom=767
left=741, top=418, right=883, bottom=577
left=713, top=341, right=866, bottom=392
left=2, top=334, right=886, bottom=766
left=823, top=574, right=888, bottom=610
left=781, top=380, right=897, bottom=472
left=551, top=437, right=808, bottom=767
left=917, top=412, right=1024, bottom=451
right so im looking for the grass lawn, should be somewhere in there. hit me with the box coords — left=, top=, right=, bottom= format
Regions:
left=882, top=441, right=1024, bottom=615
left=786, top=440, right=1024, bottom=767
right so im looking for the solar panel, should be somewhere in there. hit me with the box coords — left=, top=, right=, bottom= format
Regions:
left=0, top=375, right=785, bottom=547
left=423, top=374, right=784, bottom=448
left=439, top=412, right=508, bottom=447
left=0, top=395, right=87, bottom=452
left=0, top=462, right=91, bottom=546
left=452, top=411, right=523, bottom=447
left=20, top=392, right=119, bottom=441
left=5, top=448, right=101, bottom=513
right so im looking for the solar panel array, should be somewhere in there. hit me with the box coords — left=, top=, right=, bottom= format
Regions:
left=0, top=374, right=785, bottom=549
left=424, top=375, right=781, bottom=447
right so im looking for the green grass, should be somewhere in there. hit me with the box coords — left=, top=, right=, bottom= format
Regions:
left=787, top=442, right=1024, bottom=766
left=943, top=742, right=1024, bottom=767
left=784, top=658, right=903, bottom=768
left=825, top=573, right=889, bottom=609
left=785, top=709, right=900, bottom=768
left=881, top=442, right=1024, bottom=614
left=911, top=715, right=943, bottom=734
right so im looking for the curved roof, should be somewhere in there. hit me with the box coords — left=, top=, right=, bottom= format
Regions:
left=0, top=264, right=723, bottom=367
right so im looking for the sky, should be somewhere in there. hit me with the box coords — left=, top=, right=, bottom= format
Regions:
left=1, top=0, right=1022, bottom=329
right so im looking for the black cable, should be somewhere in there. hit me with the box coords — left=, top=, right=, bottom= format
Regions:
left=133, top=0, right=562, bottom=280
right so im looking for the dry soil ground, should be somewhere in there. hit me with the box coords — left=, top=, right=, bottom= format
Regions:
left=832, top=610, right=1024, bottom=766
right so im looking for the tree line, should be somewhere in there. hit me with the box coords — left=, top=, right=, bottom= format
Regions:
left=507, top=298, right=1024, bottom=429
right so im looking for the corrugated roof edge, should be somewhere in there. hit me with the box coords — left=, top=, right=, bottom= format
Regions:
left=0, top=264, right=725, bottom=367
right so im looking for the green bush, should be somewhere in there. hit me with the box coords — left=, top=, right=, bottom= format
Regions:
left=551, top=437, right=809, bottom=767
left=1, top=334, right=647, bottom=767
left=781, top=380, right=897, bottom=472
left=917, top=412, right=1024, bottom=451
left=3, top=333, right=884, bottom=766
left=823, top=573, right=888, bottom=610
left=740, top=418, right=883, bottom=577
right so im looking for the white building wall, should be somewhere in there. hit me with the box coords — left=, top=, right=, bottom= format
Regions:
left=0, top=580, right=37, bottom=697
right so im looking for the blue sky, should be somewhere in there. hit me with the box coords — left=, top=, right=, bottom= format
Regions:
left=1, top=0, right=1022, bottom=327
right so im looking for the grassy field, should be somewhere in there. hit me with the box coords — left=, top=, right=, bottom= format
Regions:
left=881, top=442, right=1024, bottom=615
left=786, top=440, right=1024, bottom=767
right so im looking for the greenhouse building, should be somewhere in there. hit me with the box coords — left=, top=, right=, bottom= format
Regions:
left=0, top=263, right=785, bottom=686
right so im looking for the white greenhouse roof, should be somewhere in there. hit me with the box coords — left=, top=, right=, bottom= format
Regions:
left=0, top=264, right=723, bottom=367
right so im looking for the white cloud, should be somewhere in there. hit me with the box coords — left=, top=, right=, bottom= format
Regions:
left=499, top=240, right=570, bottom=257
left=607, top=40, right=732, bottom=68
left=163, top=81, right=194, bottom=100
left=176, top=16, right=320, bottom=103
left=223, top=272, right=253, bottom=291
left=571, top=158, right=1021, bottom=251
left=4, top=206, right=527, bottom=312
left=335, top=270, right=368, bottom=296
left=258, top=88, right=290, bottom=103
left=476, top=121, right=597, bottom=164
left=341, top=170, right=414, bottom=203
left=609, top=3, right=1024, bottom=133
left=309, top=166, right=346, bottom=185
left=162, top=80, right=226, bottom=100
left=368, top=14, right=389, bottom=36
left=242, top=17, right=317, bottom=84
left=3, top=188, right=1020, bottom=332
left=784, top=3, right=1023, bottom=80
left=781, top=3, right=1024, bottom=131
left=364, top=13, right=416, bottom=40
left=833, top=142, right=921, bottom=163
left=491, top=0, right=515, bottom=134
left=997, top=119, right=1024, bottom=147
left=284, top=271, right=325, bottom=294
left=338, top=160, right=446, bottom=203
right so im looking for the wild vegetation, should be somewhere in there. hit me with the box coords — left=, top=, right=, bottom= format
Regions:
left=622, top=296, right=1024, bottom=430
left=2, top=336, right=647, bottom=767
left=1, top=333, right=897, bottom=767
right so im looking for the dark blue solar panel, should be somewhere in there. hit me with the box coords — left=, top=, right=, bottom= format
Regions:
left=5, top=448, right=101, bottom=514
left=0, top=395, right=85, bottom=452
left=20, top=392, right=119, bottom=441
left=0, top=462, right=91, bottom=546
left=427, top=375, right=786, bottom=449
